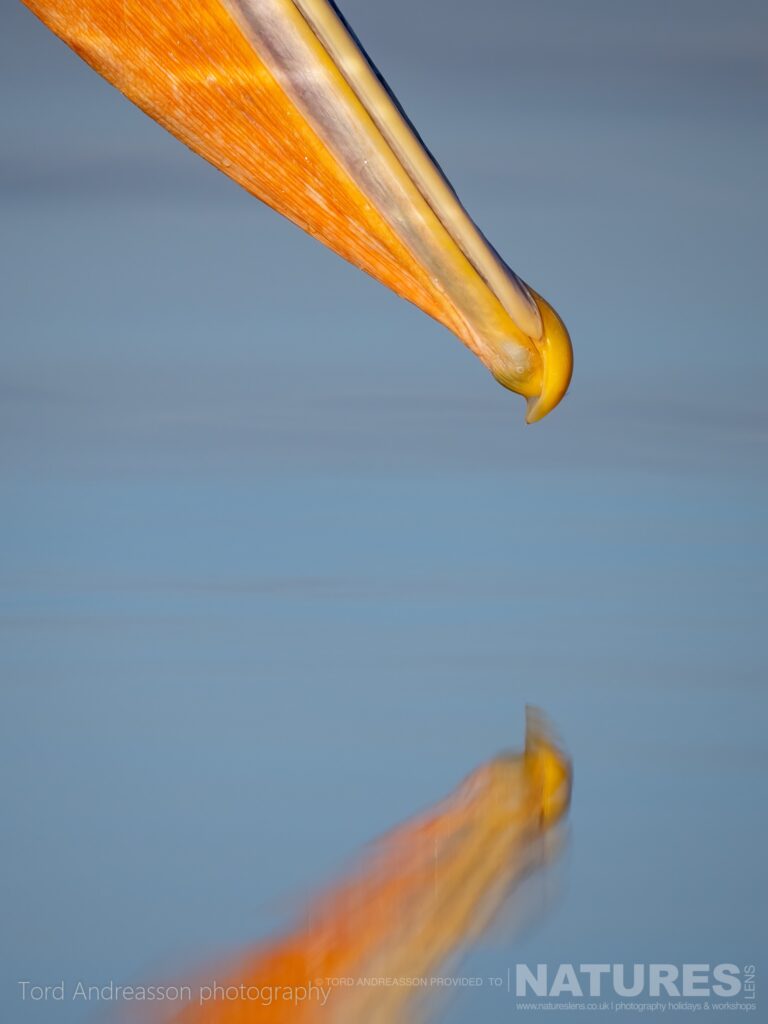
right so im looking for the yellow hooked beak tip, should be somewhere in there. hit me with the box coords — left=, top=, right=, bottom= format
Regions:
left=524, top=290, right=574, bottom=424
left=491, top=288, right=574, bottom=424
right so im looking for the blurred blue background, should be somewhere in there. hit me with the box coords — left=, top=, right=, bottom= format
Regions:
left=1, top=1, right=766, bottom=1020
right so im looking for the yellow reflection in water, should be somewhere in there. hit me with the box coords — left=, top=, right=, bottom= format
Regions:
left=153, top=709, right=570, bottom=1023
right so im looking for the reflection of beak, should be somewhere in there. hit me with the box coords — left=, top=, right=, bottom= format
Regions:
left=24, top=0, right=573, bottom=421
left=134, top=711, right=571, bottom=1024
left=524, top=705, right=573, bottom=824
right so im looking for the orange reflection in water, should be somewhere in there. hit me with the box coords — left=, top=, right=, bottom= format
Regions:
left=152, top=709, right=570, bottom=1023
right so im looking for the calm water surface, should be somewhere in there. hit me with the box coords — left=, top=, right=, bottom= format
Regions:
left=1, top=1, right=766, bottom=1021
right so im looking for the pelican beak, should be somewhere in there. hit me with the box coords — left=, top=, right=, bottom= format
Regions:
left=23, top=0, right=573, bottom=421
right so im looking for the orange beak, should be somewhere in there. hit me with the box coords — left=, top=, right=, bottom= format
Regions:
left=22, top=0, right=573, bottom=421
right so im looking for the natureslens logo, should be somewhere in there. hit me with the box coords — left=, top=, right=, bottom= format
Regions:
left=516, top=963, right=756, bottom=1002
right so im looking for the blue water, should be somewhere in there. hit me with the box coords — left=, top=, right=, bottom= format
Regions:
left=2, top=1, right=766, bottom=1021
